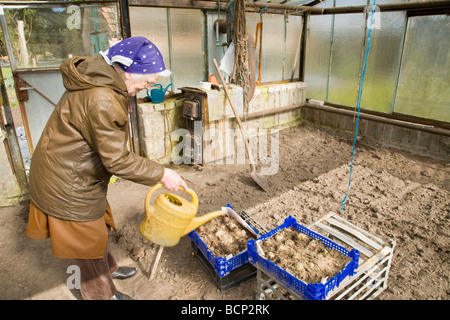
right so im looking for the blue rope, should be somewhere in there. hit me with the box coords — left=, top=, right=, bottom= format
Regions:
left=340, top=1, right=377, bottom=212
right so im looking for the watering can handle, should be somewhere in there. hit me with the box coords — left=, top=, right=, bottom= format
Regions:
left=145, top=182, right=198, bottom=209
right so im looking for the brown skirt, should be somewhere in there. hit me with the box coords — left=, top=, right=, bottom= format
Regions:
left=26, top=201, right=117, bottom=259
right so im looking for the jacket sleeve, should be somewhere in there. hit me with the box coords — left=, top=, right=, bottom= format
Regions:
left=80, top=94, right=165, bottom=186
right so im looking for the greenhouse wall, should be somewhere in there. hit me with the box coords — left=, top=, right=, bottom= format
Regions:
left=128, top=6, right=304, bottom=99
left=305, top=0, right=449, bottom=124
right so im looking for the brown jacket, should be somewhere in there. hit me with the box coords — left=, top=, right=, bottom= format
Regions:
left=28, top=55, right=164, bottom=222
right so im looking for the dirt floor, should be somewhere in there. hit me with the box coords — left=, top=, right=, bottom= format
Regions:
left=0, top=122, right=448, bottom=300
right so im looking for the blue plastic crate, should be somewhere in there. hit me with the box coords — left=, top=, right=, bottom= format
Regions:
left=247, top=216, right=360, bottom=300
left=188, top=206, right=262, bottom=277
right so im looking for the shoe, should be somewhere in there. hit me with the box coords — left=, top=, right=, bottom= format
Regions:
left=109, top=291, right=134, bottom=300
left=111, top=266, right=137, bottom=280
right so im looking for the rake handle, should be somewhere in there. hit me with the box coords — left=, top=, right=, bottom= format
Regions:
left=212, top=58, right=256, bottom=168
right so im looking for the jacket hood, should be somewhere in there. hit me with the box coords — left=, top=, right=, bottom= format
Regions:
left=60, top=55, right=128, bottom=97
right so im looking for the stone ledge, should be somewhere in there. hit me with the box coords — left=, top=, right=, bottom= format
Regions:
left=137, top=82, right=306, bottom=164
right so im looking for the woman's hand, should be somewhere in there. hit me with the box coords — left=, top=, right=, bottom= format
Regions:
left=160, top=168, right=188, bottom=191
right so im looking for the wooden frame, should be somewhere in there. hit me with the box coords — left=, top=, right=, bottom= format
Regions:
left=255, top=212, right=396, bottom=300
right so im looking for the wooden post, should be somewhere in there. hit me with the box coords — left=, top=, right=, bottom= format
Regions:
left=149, top=245, right=164, bottom=280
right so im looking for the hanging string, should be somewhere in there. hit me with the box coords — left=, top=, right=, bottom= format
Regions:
left=230, top=0, right=250, bottom=117
left=340, top=1, right=377, bottom=212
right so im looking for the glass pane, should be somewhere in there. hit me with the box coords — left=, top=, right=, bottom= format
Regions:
left=130, top=7, right=169, bottom=59
left=129, top=7, right=170, bottom=97
left=260, top=13, right=285, bottom=82
left=206, top=11, right=227, bottom=77
left=304, top=14, right=332, bottom=101
left=284, top=1, right=316, bottom=4
left=384, top=0, right=446, bottom=2
left=316, top=0, right=336, bottom=8
left=394, top=15, right=450, bottom=123
left=170, top=9, right=204, bottom=90
left=246, top=12, right=260, bottom=81
left=327, top=12, right=365, bottom=107
left=361, top=12, right=405, bottom=113
left=2, top=4, right=120, bottom=70
left=131, top=8, right=204, bottom=94
left=335, top=0, right=367, bottom=6
left=247, top=12, right=284, bottom=83
left=369, top=0, right=408, bottom=4
left=250, top=12, right=303, bottom=81
left=284, top=15, right=303, bottom=80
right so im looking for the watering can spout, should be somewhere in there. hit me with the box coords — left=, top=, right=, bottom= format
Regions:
left=163, top=83, right=173, bottom=95
left=181, top=210, right=226, bottom=237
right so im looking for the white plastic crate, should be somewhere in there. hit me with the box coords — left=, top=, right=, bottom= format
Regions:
left=256, top=212, right=396, bottom=300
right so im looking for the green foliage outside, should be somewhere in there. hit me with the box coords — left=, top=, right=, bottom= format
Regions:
left=1, top=66, right=18, bottom=107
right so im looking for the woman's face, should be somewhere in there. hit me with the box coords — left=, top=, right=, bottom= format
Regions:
left=125, top=74, right=159, bottom=96
left=114, top=65, right=159, bottom=96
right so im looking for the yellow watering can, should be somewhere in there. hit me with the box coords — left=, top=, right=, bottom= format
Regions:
left=139, top=183, right=225, bottom=247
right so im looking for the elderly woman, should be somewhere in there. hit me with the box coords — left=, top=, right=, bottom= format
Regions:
left=26, top=37, right=187, bottom=300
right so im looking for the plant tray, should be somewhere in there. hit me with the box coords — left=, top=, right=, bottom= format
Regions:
left=247, top=216, right=360, bottom=300
left=188, top=206, right=266, bottom=277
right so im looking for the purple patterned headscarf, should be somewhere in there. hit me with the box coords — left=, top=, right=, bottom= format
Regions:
left=100, top=37, right=171, bottom=76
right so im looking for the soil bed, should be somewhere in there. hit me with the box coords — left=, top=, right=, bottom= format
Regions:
left=0, top=122, right=448, bottom=300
